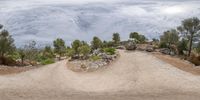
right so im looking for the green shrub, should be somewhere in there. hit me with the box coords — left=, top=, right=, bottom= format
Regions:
left=103, top=48, right=116, bottom=55
left=159, top=42, right=168, bottom=48
left=41, top=58, right=55, bottom=65
left=90, top=55, right=101, bottom=61
left=36, top=54, right=55, bottom=65
left=66, top=48, right=75, bottom=58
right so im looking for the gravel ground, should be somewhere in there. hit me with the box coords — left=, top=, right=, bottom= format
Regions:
left=1, top=50, right=200, bottom=100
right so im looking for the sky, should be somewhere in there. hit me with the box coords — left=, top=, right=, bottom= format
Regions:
left=0, top=0, right=200, bottom=46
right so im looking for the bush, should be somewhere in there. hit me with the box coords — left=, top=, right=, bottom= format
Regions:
left=36, top=54, right=55, bottom=65
left=66, top=48, right=75, bottom=58
left=90, top=55, right=101, bottom=61
left=103, top=48, right=116, bottom=55
left=40, top=58, right=55, bottom=65
left=177, top=39, right=188, bottom=55
left=0, top=57, right=17, bottom=66
left=159, top=42, right=168, bottom=48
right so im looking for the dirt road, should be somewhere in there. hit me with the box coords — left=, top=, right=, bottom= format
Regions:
left=1, top=50, right=200, bottom=100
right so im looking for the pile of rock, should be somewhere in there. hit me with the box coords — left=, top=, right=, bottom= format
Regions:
left=68, top=53, right=118, bottom=72
left=99, top=53, right=117, bottom=63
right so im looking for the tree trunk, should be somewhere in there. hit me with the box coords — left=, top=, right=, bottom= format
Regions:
left=21, top=57, right=24, bottom=65
left=59, top=53, right=61, bottom=61
left=188, top=34, right=193, bottom=57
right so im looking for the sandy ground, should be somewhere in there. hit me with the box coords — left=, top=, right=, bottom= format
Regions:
left=1, top=50, right=200, bottom=100
left=153, top=52, right=200, bottom=75
left=0, top=66, right=36, bottom=75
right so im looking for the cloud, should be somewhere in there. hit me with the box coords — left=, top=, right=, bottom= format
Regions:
left=0, top=0, right=200, bottom=46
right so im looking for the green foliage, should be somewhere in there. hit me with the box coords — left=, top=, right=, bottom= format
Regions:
left=36, top=53, right=55, bottom=65
left=160, top=29, right=179, bottom=48
left=66, top=48, right=75, bottom=57
left=17, top=48, right=26, bottom=64
left=139, top=35, right=147, bottom=43
left=53, top=38, right=66, bottom=58
left=79, top=44, right=91, bottom=58
left=103, top=41, right=114, bottom=48
left=69, top=40, right=91, bottom=59
left=89, top=55, right=101, bottom=61
left=40, top=58, right=55, bottom=65
left=103, top=48, right=116, bottom=55
left=71, top=40, right=82, bottom=55
left=23, top=41, right=39, bottom=61
left=196, top=42, right=200, bottom=54
left=177, top=39, right=188, bottom=55
left=91, top=36, right=103, bottom=50
left=43, top=46, right=54, bottom=58
left=178, top=17, right=200, bottom=56
left=0, top=29, right=16, bottom=57
left=129, top=32, right=147, bottom=43
left=130, top=32, right=140, bottom=39
left=112, top=33, right=120, bottom=46
left=159, top=42, right=168, bottom=48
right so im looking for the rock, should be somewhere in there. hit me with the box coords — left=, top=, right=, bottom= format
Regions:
left=159, top=48, right=171, bottom=55
left=88, top=63, right=99, bottom=70
left=116, top=46, right=125, bottom=50
left=93, top=49, right=102, bottom=55
left=125, top=40, right=137, bottom=50
left=145, top=45, right=154, bottom=52
left=170, top=51, right=176, bottom=56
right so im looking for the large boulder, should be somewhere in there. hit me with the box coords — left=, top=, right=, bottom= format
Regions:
left=159, top=48, right=171, bottom=55
left=159, top=48, right=176, bottom=56
left=125, top=40, right=137, bottom=50
left=145, top=45, right=154, bottom=52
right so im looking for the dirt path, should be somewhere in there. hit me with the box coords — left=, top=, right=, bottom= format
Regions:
left=153, top=52, right=200, bottom=75
left=1, top=50, right=200, bottom=100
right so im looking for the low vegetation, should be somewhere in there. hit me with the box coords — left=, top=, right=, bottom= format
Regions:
left=0, top=17, right=200, bottom=67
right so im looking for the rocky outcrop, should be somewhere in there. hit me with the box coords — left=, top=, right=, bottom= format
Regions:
left=68, top=53, right=118, bottom=72
left=125, top=40, right=137, bottom=50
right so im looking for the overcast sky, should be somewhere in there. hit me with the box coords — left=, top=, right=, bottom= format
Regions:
left=0, top=0, right=200, bottom=46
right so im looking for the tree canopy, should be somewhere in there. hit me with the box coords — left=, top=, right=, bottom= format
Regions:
left=53, top=38, right=66, bottom=58
left=177, top=17, right=200, bottom=56
left=129, top=32, right=147, bottom=43
left=0, top=29, right=15, bottom=57
left=112, top=33, right=120, bottom=46
left=91, top=36, right=103, bottom=50
left=160, top=29, right=179, bottom=49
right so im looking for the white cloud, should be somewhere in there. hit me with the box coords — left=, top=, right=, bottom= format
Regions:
left=119, top=6, right=148, bottom=16
left=0, top=0, right=200, bottom=46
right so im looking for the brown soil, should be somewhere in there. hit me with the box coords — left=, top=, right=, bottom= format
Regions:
left=153, top=52, right=200, bottom=75
left=0, top=66, right=36, bottom=75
